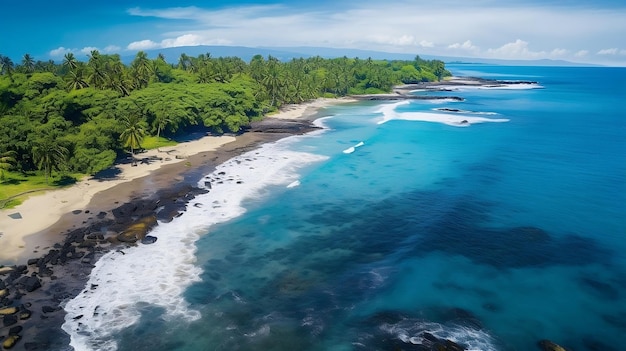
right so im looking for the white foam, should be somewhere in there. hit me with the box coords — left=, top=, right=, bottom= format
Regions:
left=381, top=321, right=498, bottom=351
left=376, top=101, right=509, bottom=127
left=287, top=180, right=301, bottom=188
left=431, top=83, right=543, bottom=91
left=434, top=108, right=499, bottom=116
left=62, top=142, right=328, bottom=351
left=342, top=141, right=365, bottom=154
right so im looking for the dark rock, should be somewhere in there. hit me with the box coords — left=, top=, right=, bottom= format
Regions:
left=19, top=307, right=31, bottom=320
left=3, top=314, right=18, bottom=327
left=111, top=202, right=138, bottom=218
left=141, top=235, right=157, bottom=245
left=97, top=211, right=107, bottom=219
left=22, top=276, right=42, bottom=292
left=71, top=210, right=82, bottom=215
left=538, top=339, right=567, bottom=351
left=42, top=305, right=58, bottom=313
left=27, top=258, right=39, bottom=266
left=8, top=325, right=22, bottom=335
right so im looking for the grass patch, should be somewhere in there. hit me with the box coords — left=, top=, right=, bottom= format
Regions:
left=1, top=198, right=22, bottom=209
left=0, top=171, right=85, bottom=208
left=142, top=136, right=178, bottom=150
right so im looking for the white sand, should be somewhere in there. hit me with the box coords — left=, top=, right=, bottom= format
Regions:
left=268, top=97, right=358, bottom=120
left=0, top=97, right=356, bottom=263
left=0, top=136, right=235, bottom=262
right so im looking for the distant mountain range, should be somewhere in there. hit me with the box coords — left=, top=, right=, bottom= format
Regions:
left=129, top=45, right=598, bottom=67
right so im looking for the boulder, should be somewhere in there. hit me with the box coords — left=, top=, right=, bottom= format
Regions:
left=3, top=314, right=18, bottom=327
left=117, top=215, right=158, bottom=243
left=2, top=335, right=20, bottom=349
left=538, top=340, right=567, bottom=351
left=0, top=266, right=14, bottom=275
left=0, top=307, right=17, bottom=315
left=42, top=305, right=58, bottom=313
left=22, top=276, right=42, bottom=292
left=18, top=308, right=31, bottom=320
left=141, top=235, right=158, bottom=245
left=8, top=325, right=22, bottom=335
left=0, top=289, right=8, bottom=298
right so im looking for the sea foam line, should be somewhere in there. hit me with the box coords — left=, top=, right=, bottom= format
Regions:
left=376, top=101, right=509, bottom=127
left=62, top=141, right=328, bottom=351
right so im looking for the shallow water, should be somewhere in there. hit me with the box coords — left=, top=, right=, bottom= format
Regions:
left=63, top=65, right=626, bottom=351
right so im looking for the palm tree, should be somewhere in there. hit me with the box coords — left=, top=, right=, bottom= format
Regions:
left=87, top=50, right=107, bottom=89
left=63, top=52, right=78, bottom=71
left=120, top=114, right=146, bottom=158
left=130, top=51, right=152, bottom=88
left=66, top=66, right=89, bottom=90
left=32, top=139, right=68, bottom=185
left=0, top=55, right=15, bottom=81
left=21, top=53, right=35, bottom=73
left=0, top=150, right=17, bottom=180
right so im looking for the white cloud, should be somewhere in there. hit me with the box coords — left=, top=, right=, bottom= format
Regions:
left=369, top=34, right=416, bottom=46
left=161, top=34, right=231, bottom=48
left=80, top=47, right=99, bottom=55
left=575, top=50, right=589, bottom=57
left=127, top=40, right=160, bottom=51
left=597, top=48, right=619, bottom=55
left=486, top=39, right=540, bottom=58
left=115, top=3, right=626, bottom=65
left=49, top=47, right=72, bottom=57
left=104, top=45, right=121, bottom=53
left=549, top=48, right=568, bottom=57
left=448, top=40, right=479, bottom=52
left=126, top=35, right=232, bottom=51
left=419, top=40, right=434, bottom=48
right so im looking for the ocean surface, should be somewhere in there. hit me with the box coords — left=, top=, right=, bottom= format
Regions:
left=62, top=65, right=626, bottom=351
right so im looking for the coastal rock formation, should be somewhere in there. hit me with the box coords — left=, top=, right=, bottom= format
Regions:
left=538, top=339, right=568, bottom=351
left=116, top=215, right=158, bottom=243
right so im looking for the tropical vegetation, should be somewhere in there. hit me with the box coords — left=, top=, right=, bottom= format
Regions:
left=0, top=50, right=450, bottom=187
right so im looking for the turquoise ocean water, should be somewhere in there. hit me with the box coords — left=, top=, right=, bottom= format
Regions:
left=63, top=65, right=626, bottom=351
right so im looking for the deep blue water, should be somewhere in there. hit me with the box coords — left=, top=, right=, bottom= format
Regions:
left=64, top=65, right=626, bottom=351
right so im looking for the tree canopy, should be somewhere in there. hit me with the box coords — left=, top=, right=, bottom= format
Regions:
left=0, top=51, right=450, bottom=178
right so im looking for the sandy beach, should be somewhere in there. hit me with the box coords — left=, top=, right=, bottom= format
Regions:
left=0, top=97, right=355, bottom=264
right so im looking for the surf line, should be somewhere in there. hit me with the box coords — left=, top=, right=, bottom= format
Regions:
left=343, top=141, right=365, bottom=154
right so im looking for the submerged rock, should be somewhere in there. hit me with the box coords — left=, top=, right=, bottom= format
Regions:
left=117, top=215, right=158, bottom=243
left=538, top=339, right=568, bottom=351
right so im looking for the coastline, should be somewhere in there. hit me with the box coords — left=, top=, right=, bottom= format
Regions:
left=0, top=97, right=352, bottom=350
left=0, top=81, right=505, bottom=350
left=0, top=97, right=356, bottom=265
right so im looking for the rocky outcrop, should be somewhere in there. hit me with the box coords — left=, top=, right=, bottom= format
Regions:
left=538, top=339, right=568, bottom=351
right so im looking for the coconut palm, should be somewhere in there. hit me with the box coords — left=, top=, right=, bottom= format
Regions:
left=120, top=114, right=146, bottom=158
left=32, top=139, right=69, bottom=185
left=0, top=55, right=15, bottom=81
left=63, top=52, right=78, bottom=71
left=0, top=150, right=17, bottom=180
left=21, top=53, right=35, bottom=73
left=66, top=67, right=89, bottom=90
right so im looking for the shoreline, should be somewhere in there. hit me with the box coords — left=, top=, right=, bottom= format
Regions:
left=0, top=97, right=356, bottom=265
left=0, top=79, right=511, bottom=350
left=0, top=97, right=351, bottom=350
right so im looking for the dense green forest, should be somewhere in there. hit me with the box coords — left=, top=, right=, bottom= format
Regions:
left=0, top=50, right=450, bottom=182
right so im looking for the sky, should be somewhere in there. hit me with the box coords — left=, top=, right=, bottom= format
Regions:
left=2, top=0, right=626, bottom=66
